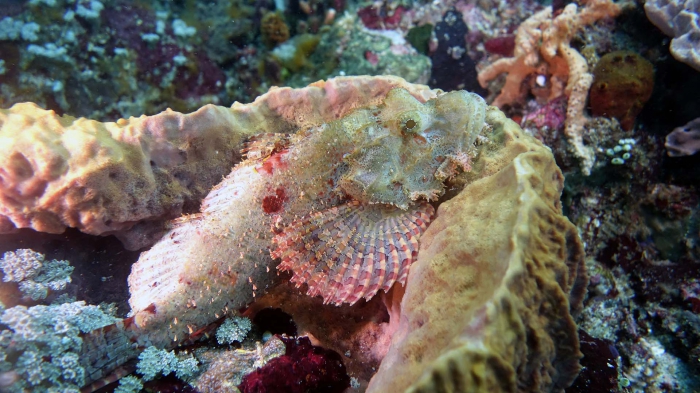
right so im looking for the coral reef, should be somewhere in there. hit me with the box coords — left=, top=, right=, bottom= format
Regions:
left=3, top=1, right=700, bottom=391
left=0, top=75, right=589, bottom=391
left=477, top=0, right=622, bottom=175
left=589, top=51, right=654, bottom=131
left=644, top=0, right=700, bottom=71
left=665, top=117, right=700, bottom=156
left=367, top=107, right=586, bottom=392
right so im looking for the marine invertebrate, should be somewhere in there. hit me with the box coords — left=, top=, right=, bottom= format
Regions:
left=0, top=104, right=256, bottom=250
left=477, top=0, right=622, bottom=174
left=589, top=51, right=654, bottom=131
left=114, top=375, right=144, bottom=393
left=0, top=301, right=118, bottom=393
left=644, top=0, right=700, bottom=71
left=136, top=346, right=198, bottom=381
left=216, top=316, right=252, bottom=345
left=0, top=249, right=73, bottom=300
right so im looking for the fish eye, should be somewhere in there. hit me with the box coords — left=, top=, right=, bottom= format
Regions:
left=399, top=111, right=422, bottom=134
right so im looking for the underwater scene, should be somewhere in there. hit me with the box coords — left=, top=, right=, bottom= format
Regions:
left=0, top=0, right=699, bottom=392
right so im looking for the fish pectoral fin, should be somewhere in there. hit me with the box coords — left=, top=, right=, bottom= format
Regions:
left=271, top=200, right=434, bottom=306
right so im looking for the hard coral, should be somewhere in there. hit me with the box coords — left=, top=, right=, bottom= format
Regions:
left=477, top=0, right=622, bottom=175
left=590, top=51, right=654, bottom=130
left=238, top=336, right=350, bottom=393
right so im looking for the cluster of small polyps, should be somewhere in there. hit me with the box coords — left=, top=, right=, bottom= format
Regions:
left=606, top=138, right=636, bottom=165
left=0, top=301, right=117, bottom=392
left=0, top=249, right=74, bottom=300
left=216, top=316, right=253, bottom=345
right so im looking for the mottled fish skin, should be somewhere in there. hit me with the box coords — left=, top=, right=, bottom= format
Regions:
left=123, top=86, right=485, bottom=366
left=127, top=116, right=354, bottom=347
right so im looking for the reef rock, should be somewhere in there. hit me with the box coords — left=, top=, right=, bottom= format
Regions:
left=367, top=108, right=587, bottom=392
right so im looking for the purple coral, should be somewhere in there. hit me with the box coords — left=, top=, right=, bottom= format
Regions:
left=665, top=118, right=700, bottom=156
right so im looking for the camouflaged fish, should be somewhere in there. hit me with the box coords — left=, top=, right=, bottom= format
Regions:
left=80, top=88, right=486, bottom=389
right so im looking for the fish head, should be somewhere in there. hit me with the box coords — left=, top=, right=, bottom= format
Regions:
left=339, top=88, right=486, bottom=209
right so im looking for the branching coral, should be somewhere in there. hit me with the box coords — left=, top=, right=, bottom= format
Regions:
left=478, top=0, right=622, bottom=175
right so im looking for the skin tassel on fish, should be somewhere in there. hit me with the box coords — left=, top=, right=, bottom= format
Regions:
left=80, top=87, right=486, bottom=390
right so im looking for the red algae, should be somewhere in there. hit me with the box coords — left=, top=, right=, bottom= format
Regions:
left=238, top=336, right=350, bottom=393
